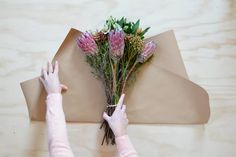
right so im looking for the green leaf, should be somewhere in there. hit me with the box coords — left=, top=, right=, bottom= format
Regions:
left=132, top=19, right=140, bottom=34
left=117, top=17, right=123, bottom=27
left=140, top=27, right=150, bottom=36
left=124, top=22, right=132, bottom=34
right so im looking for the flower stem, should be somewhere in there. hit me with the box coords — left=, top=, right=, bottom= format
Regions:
left=121, top=61, right=138, bottom=94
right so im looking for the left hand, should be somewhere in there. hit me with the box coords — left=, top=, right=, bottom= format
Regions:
left=40, top=60, right=68, bottom=95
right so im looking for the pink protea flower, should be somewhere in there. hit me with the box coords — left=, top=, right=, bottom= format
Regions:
left=108, top=29, right=125, bottom=59
left=77, top=32, right=98, bottom=56
left=138, top=41, right=156, bottom=63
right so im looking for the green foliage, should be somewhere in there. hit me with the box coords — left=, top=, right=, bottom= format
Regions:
left=103, top=16, right=150, bottom=39
left=116, top=17, right=150, bottom=39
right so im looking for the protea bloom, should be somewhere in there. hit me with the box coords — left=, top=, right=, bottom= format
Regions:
left=77, top=32, right=98, bottom=56
left=108, top=29, right=125, bottom=59
left=138, top=41, right=156, bottom=63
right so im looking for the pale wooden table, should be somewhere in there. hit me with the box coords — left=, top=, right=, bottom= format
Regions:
left=0, top=0, right=236, bottom=156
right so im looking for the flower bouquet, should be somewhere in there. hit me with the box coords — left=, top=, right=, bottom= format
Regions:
left=76, top=17, right=157, bottom=145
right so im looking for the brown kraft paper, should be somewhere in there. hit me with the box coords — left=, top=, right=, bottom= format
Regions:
left=20, top=28, right=210, bottom=124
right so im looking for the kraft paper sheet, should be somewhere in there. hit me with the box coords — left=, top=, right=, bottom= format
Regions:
left=20, top=28, right=210, bottom=124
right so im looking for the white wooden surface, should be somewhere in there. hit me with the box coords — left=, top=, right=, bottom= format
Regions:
left=0, top=0, right=236, bottom=156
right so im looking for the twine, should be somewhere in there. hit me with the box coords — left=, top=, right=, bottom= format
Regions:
left=106, top=104, right=117, bottom=108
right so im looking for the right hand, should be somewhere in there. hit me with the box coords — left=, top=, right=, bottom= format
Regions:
left=103, top=94, right=128, bottom=137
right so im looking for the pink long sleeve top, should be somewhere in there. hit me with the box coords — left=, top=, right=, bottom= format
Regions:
left=46, top=93, right=138, bottom=157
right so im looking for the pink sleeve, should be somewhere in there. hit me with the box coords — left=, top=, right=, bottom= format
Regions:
left=115, top=135, right=139, bottom=157
left=46, top=93, right=75, bottom=157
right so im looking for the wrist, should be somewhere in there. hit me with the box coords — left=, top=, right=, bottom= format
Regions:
left=46, top=88, right=62, bottom=96
left=115, top=134, right=129, bottom=141
left=114, top=131, right=127, bottom=138
left=47, top=92, right=62, bottom=98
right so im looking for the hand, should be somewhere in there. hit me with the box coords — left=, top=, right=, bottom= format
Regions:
left=103, top=94, right=128, bottom=137
left=40, top=60, right=68, bottom=95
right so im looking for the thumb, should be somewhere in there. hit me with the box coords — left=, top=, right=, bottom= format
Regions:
left=103, top=112, right=110, bottom=121
left=39, top=76, right=45, bottom=85
left=60, top=84, right=68, bottom=91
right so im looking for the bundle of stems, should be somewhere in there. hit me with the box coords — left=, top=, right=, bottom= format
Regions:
left=77, top=16, right=156, bottom=145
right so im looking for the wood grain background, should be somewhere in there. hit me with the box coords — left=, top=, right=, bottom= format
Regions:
left=0, top=0, right=235, bottom=156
